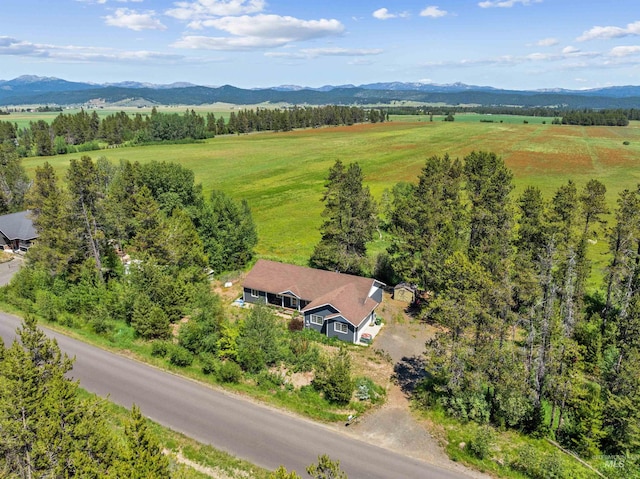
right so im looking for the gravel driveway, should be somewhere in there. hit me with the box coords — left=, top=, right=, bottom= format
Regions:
left=341, top=296, right=491, bottom=479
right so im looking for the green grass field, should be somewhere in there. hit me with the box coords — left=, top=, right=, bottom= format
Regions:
left=21, top=119, right=640, bottom=269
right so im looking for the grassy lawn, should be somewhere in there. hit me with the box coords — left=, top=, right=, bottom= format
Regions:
left=22, top=119, right=640, bottom=269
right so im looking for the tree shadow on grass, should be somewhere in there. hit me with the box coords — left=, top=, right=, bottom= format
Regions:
left=393, top=355, right=426, bottom=396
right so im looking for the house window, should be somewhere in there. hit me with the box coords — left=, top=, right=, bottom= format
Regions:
left=310, top=314, right=323, bottom=325
left=250, top=289, right=259, bottom=298
left=334, top=322, right=348, bottom=334
left=290, top=297, right=298, bottom=308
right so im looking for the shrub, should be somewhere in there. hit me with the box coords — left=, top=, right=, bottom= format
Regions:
left=35, top=289, right=58, bottom=322
left=151, top=341, right=170, bottom=357
left=199, top=352, right=219, bottom=375
left=217, top=361, right=243, bottom=383
left=509, top=445, right=566, bottom=479
left=288, top=315, right=303, bottom=331
left=354, top=377, right=385, bottom=404
left=256, top=370, right=285, bottom=390
left=90, top=314, right=112, bottom=335
left=169, top=345, right=194, bottom=367
left=288, top=335, right=320, bottom=372
left=76, top=140, right=101, bottom=152
left=623, top=141, right=630, bottom=145
left=313, top=347, right=353, bottom=404
left=467, top=426, right=494, bottom=460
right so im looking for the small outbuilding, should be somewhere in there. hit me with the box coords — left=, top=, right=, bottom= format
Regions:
left=393, top=283, right=417, bottom=304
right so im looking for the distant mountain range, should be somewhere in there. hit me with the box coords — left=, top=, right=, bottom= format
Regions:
left=2, top=75, right=640, bottom=109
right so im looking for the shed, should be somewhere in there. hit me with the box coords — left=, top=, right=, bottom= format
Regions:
left=393, top=283, right=417, bottom=303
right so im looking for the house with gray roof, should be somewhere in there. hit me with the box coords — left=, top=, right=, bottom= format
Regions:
left=243, top=259, right=385, bottom=343
left=0, top=210, right=38, bottom=252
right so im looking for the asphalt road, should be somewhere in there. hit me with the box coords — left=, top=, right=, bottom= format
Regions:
left=0, top=312, right=470, bottom=479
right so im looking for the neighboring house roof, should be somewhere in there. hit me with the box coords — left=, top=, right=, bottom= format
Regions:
left=0, top=210, right=38, bottom=241
left=244, top=259, right=384, bottom=327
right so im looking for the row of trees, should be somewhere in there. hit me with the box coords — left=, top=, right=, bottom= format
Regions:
left=0, top=105, right=387, bottom=157
left=309, top=153, right=638, bottom=463
left=559, top=109, right=629, bottom=126
left=386, top=105, right=637, bottom=125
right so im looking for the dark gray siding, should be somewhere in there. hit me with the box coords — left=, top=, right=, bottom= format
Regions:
left=304, top=305, right=356, bottom=343
left=243, top=287, right=266, bottom=305
left=303, top=306, right=338, bottom=336
left=326, top=318, right=355, bottom=343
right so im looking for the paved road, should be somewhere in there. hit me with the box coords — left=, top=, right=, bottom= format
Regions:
left=0, top=312, right=471, bottom=479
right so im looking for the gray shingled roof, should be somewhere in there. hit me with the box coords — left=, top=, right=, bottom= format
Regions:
left=0, top=210, right=38, bottom=241
left=244, top=259, right=383, bottom=327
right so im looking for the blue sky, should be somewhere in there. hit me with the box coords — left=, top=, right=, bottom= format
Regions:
left=2, top=0, right=640, bottom=89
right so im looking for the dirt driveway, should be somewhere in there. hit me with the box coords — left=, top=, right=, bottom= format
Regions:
left=343, top=295, right=491, bottom=479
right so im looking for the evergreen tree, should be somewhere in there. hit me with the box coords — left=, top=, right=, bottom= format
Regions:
left=0, top=317, right=120, bottom=478
left=237, top=305, right=282, bottom=372
left=120, top=404, right=170, bottom=479
left=310, top=161, right=377, bottom=274
left=387, top=155, right=464, bottom=289
left=464, top=151, right=514, bottom=274
left=197, top=190, right=258, bottom=273
left=131, top=294, right=171, bottom=340
left=580, top=179, right=608, bottom=236
left=26, top=162, right=81, bottom=276
left=313, top=347, right=353, bottom=404
left=306, top=454, right=348, bottom=479
left=67, top=156, right=105, bottom=280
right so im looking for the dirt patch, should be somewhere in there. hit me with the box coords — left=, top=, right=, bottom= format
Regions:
left=211, top=273, right=246, bottom=302
left=507, top=151, right=594, bottom=175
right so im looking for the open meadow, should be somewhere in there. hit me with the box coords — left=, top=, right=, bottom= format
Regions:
left=22, top=118, right=640, bottom=271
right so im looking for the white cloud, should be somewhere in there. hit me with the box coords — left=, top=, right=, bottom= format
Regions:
left=562, top=46, right=580, bottom=54
left=266, top=47, right=383, bottom=59
left=173, top=14, right=344, bottom=50
left=372, top=8, right=409, bottom=20
left=166, top=0, right=265, bottom=21
left=478, top=0, right=541, bottom=8
left=610, top=45, right=640, bottom=57
left=423, top=48, right=602, bottom=69
left=104, top=8, right=167, bottom=31
left=420, top=6, right=447, bottom=18
left=0, top=37, right=48, bottom=57
left=536, top=37, right=558, bottom=47
left=0, top=36, right=186, bottom=63
left=578, top=21, right=640, bottom=41
left=373, top=8, right=395, bottom=20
